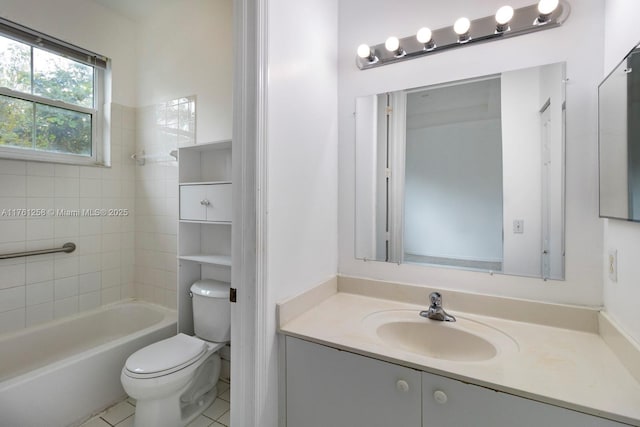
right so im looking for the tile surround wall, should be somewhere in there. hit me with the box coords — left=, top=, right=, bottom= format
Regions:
left=133, top=98, right=195, bottom=309
left=0, top=103, right=136, bottom=334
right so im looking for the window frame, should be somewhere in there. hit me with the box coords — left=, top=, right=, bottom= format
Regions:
left=0, top=18, right=110, bottom=166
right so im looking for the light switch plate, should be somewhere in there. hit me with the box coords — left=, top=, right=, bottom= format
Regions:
left=513, top=219, right=524, bottom=234
left=608, top=249, right=617, bottom=282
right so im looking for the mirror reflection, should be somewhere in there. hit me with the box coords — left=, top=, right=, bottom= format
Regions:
left=599, top=44, right=640, bottom=221
left=355, top=62, right=566, bottom=280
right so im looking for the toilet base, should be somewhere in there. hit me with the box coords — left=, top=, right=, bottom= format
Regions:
left=133, top=384, right=218, bottom=427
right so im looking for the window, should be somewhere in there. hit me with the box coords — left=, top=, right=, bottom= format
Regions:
left=0, top=18, right=110, bottom=165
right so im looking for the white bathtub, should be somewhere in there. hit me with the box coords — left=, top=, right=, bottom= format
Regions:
left=0, top=300, right=177, bottom=427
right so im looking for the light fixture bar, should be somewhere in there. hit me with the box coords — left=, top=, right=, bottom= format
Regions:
left=356, top=1, right=570, bottom=70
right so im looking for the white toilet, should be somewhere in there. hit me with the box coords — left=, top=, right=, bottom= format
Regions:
left=121, top=279, right=230, bottom=427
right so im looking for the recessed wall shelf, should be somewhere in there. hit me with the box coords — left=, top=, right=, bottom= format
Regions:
left=177, top=139, right=233, bottom=335
left=178, top=254, right=232, bottom=267
left=179, top=181, right=232, bottom=186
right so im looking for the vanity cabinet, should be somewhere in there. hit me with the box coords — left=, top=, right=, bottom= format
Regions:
left=422, top=371, right=627, bottom=427
left=285, top=337, right=629, bottom=427
left=286, top=337, right=422, bottom=427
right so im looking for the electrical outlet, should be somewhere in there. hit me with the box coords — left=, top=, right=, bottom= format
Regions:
left=608, top=249, right=617, bottom=282
left=513, top=219, right=524, bottom=234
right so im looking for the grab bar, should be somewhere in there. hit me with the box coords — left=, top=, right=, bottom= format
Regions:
left=0, top=242, right=76, bottom=260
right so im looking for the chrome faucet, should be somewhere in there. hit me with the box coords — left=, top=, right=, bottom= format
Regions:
left=420, top=292, right=456, bottom=322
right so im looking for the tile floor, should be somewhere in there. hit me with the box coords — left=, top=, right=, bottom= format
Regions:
left=80, top=379, right=230, bottom=427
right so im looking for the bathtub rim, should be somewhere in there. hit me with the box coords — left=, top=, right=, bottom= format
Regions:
left=0, top=298, right=177, bottom=390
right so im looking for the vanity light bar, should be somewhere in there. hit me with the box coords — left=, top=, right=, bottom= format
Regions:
left=356, top=1, right=570, bottom=70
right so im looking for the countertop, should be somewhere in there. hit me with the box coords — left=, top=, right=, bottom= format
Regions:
left=278, top=279, right=640, bottom=426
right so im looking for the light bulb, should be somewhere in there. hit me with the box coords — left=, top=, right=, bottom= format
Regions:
left=385, top=36, right=400, bottom=52
left=453, top=17, right=471, bottom=35
left=357, top=44, right=372, bottom=59
left=495, top=5, right=514, bottom=25
left=538, top=0, right=559, bottom=15
left=416, top=27, right=432, bottom=44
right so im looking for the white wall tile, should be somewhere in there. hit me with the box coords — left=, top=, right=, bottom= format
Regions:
left=0, top=219, right=26, bottom=243
left=54, top=296, right=78, bottom=318
left=54, top=217, right=79, bottom=238
left=0, top=286, right=25, bottom=312
left=102, top=252, right=121, bottom=270
left=54, top=276, right=78, bottom=300
left=0, top=175, right=26, bottom=197
left=54, top=165, right=79, bottom=178
left=54, top=177, right=79, bottom=198
left=79, top=272, right=101, bottom=294
left=102, top=234, right=120, bottom=252
left=26, top=219, right=54, bottom=241
left=0, top=160, right=26, bottom=175
left=0, top=242, right=25, bottom=265
left=76, top=235, right=102, bottom=255
left=26, top=176, right=55, bottom=198
left=79, top=291, right=101, bottom=311
left=54, top=256, right=79, bottom=279
left=79, top=166, right=103, bottom=180
left=79, top=216, right=102, bottom=236
left=102, top=268, right=121, bottom=288
left=101, top=286, right=120, bottom=304
left=78, top=254, right=101, bottom=274
left=0, top=198, right=27, bottom=220
left=26, top=302, right=53, bottom=326
left=26, top=281, right=54, bottom=306
left=0, top=263, right=26, bottom=290
left=27, top=197, right=53, bottom=212
left=26, top=162, right=54, bottom=177
left=26, top=260, right=54, bottom=284
left=0, top=308, right=25, bottom=334
left=80, top=179, right=102, bottom=198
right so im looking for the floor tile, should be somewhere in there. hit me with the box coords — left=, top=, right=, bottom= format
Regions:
left=217, top=410, right=230, bottom=426
left=102, top=401, right=135, bottom=425
left=203, top=398, right=230, bottom=420
left=126, top=396, right=136, bottom=406
left=80, top=416, right=111, bottom=427
left=187, top=414, right=214, bottom=427
left=212, top=423, right=226, bottom=427
left=219, top=388, right=230, bottom=402
left=217, top=381, right=230, bottom=395
left=114, top=415, right=134, bottom=427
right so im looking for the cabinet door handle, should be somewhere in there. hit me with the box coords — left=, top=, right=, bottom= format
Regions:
left=200, top=199, right=210, bottom=206
left=396, top=379, right=409, bottom=392
left=433, top=390, right=448, bottom=404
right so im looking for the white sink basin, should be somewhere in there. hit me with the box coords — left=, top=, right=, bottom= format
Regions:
left=362, top=310, right=518, bottom=362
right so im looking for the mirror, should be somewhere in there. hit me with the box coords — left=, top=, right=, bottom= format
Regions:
left=599, top=42, right=640, bottom=221
left=355, top=62, right=566, bottom=280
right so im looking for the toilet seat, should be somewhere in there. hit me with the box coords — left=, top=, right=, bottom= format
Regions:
left=124, top=334, right=208, bottom=379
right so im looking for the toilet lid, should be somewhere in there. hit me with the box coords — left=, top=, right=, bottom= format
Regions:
left=125, top=333, right=207, bottom=376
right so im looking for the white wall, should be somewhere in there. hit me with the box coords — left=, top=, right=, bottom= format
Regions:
left=602, top=0, right=640, bottom=343
left=135, top=0, right=233, bottom=144
left=339, top=0, right=605, bottom=306
left=0, top=1, right=138, bottom=334
left=265, top=0, right=338, bottom=424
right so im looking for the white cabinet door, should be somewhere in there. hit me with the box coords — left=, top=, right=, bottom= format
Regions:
left=204, top=184, right=232, bottom=222
left=286, top=337, right=421, bottom=427
left=180, top=185, right=206, bottom=221
left=422, top=371, right=628, bottom=427
left=180, top=184, right=231, bottom=222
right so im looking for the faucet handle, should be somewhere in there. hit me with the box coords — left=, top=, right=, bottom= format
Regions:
left=429, top=292, right=443, bottom=307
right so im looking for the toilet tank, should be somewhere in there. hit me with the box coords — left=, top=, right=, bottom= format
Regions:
left=190, top=279, right=231, bottom=342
